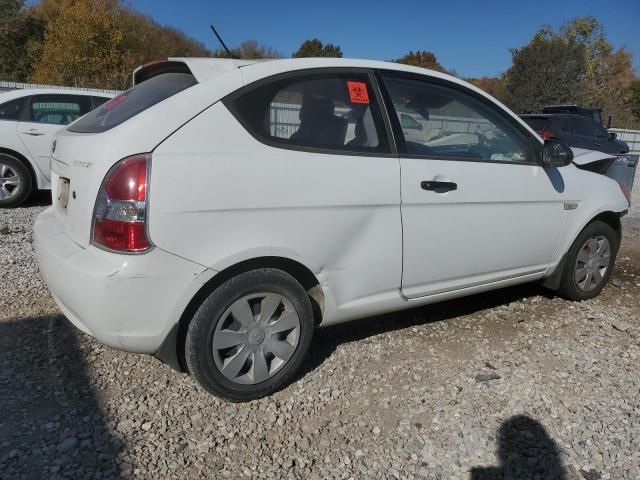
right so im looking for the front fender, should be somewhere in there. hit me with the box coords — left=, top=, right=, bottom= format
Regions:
left=547, top=163, right=628, bottom=274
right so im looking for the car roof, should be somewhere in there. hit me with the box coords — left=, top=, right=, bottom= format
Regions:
left=0, top=88, right=115, bottom=103
left=173, top=56, right=495, bottom=100
left=168, top=56, right=539, bottom=140
left=520, top=113, right=578, bottom=119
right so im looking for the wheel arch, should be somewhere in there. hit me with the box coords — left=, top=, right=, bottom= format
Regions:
left=171, top=256, right=323, bottom=372
left=0, top=147, right=38, bottom=190
left=589, top=211, right=622, bottom=247
left=543, top=210, right=622, bottom=290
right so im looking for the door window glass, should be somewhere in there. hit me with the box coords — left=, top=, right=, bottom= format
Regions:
left=0, top=98, right=24, bottom=121
left=30, top=95, right=93, bottom=125
left=227, top=73, right=389, bottom=153
left=382, top=74, right=532, bottom=163
left=587, top=119, right=608, bottom=138
left=571, top=118, right=590, bottom=136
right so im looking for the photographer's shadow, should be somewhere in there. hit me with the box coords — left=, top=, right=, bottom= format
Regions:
left=471, top=415, right=568, bottom=480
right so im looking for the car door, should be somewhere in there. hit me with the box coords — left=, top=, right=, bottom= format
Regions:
left=17, top=94, right=93, bottom=179
left=0, top=96, right=25, bottom=153
left=378, top=71, right=565, bottom=298
left=570, top=117, right=595, bottom=151
left=587, top=118, right=612, bottom=154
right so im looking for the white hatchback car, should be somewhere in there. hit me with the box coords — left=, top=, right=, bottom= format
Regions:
left=34, top=58, right=630, bottom=401
left=0, top=88, right=112, bottom=207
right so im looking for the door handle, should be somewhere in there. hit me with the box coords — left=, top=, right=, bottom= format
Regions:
left=421, top=181, right=457, bottom=192
left=594, top=142, right=601, bottom=147
left=22, top=130, right=45, bottom=136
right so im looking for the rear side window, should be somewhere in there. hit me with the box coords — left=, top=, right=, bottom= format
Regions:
left=69, top=73, right=197, bottom=133
left=572, top=118, right=590, bottom=136
left=0, top=98, right=24, bottom=121
left=522, top=117, right=548, bottom=132
left=30, top=95, right=93, bottom=125
left=548, top=117, right=571, bottom=134
left=226, top=73, right=390, bottom=154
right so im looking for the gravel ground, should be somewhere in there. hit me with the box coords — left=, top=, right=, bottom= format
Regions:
left=1, top=170, right=640, bottom=480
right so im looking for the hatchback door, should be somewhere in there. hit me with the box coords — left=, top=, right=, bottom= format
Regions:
left=18, top=94, right=93, bottom=179
left=379, top=72, right=565, bottom=298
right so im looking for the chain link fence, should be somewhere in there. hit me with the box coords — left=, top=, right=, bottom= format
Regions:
left=0, top=81, right=120, bottom=95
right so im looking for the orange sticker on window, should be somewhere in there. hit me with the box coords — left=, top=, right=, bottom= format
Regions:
left=347, top=81, right=370, bottom=104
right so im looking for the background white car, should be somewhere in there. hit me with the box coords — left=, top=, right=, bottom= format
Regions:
left=34, top=58, right=630, bottom=401
left=0, top=89, right=113, bottom=207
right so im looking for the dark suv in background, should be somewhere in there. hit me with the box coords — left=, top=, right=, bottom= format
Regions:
left=520, top=105, right=629, bottom=155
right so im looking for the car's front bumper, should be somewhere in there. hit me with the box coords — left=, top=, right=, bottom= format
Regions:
left=33, top=207, right=207, bottom=355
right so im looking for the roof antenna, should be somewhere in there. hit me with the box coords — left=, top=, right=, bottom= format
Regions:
left=210, top=24, right=237, bottom=59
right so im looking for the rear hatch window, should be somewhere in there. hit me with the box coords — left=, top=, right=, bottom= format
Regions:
left=69, top=72, right=197, bottom=133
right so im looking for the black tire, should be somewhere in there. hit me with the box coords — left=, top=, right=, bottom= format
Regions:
left=0, top=153, right=33, bottom=208
left=557, top=220, right=619, bottom=301
left=185, top=269, right=314, bottom=401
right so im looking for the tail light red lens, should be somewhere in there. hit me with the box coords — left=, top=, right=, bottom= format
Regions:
left=538, top=130, right=555, bottom=140
left=92, top=155, right=152, bottom=252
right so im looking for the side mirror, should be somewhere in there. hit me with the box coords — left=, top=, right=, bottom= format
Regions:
left=608, top=132, right=617, bottom=141
left=542, top=140, right=573, bottom=167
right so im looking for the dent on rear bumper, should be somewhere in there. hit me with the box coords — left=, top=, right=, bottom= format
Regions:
left=33, top=208, right=209, bottom=355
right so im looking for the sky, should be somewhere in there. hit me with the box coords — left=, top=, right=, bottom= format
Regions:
left=127, top=0, right=639, bottom=78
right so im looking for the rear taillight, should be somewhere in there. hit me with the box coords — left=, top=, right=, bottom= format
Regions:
left=537, top=130, right=555, bottom=140
left=92, top=154, right=152, bottom=253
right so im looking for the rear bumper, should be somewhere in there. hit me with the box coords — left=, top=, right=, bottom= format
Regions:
left=33, top=207, right=207, bottom=355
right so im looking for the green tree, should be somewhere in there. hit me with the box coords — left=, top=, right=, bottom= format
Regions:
left=630, top=79, right=640, bottom=124
left=467, top=77, right=507, bottom=103
left=215, top=40, right=281, bottom=59
left=292, top=38, right=342, bottom=58
left=559, top=16, right=637, bottom=128
left=502, top=30, right=588, bottom=113
left=28, top=0, right=213, bottom=89
left=30, top=0, right=133, bottom=89
left=0, top=0, right=44, bottom=81
left=392, top=50, right=446, bottom=73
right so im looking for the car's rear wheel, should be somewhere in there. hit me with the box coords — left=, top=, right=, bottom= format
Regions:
left=185, top=269, right=314, bottom=401
left=0, top=154, right=33, bottom=208
left=557, top=220, right=618, bottom=301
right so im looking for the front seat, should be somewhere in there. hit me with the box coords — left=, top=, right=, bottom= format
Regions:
left=291, top=96, right=347, bottom=147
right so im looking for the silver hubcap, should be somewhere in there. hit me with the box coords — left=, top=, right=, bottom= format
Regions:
left=574, top=235, right=611, bottom=292
left=0, top=163, right=21, bottom=200
left=212, top=293, right=301, bottom=385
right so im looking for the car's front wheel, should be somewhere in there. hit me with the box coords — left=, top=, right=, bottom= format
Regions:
left=558, top=220, right=619, bottom=301
left=0, top=154, right=33, bottom=208
left=185, top=269, right=314, bottom=401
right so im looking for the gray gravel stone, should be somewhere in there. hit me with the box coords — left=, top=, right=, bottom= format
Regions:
left=57, top=437, right=78, bottom=453
left=1, top=168, right=639, bottom=479
left=475, top=372, right=502, bottom=382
